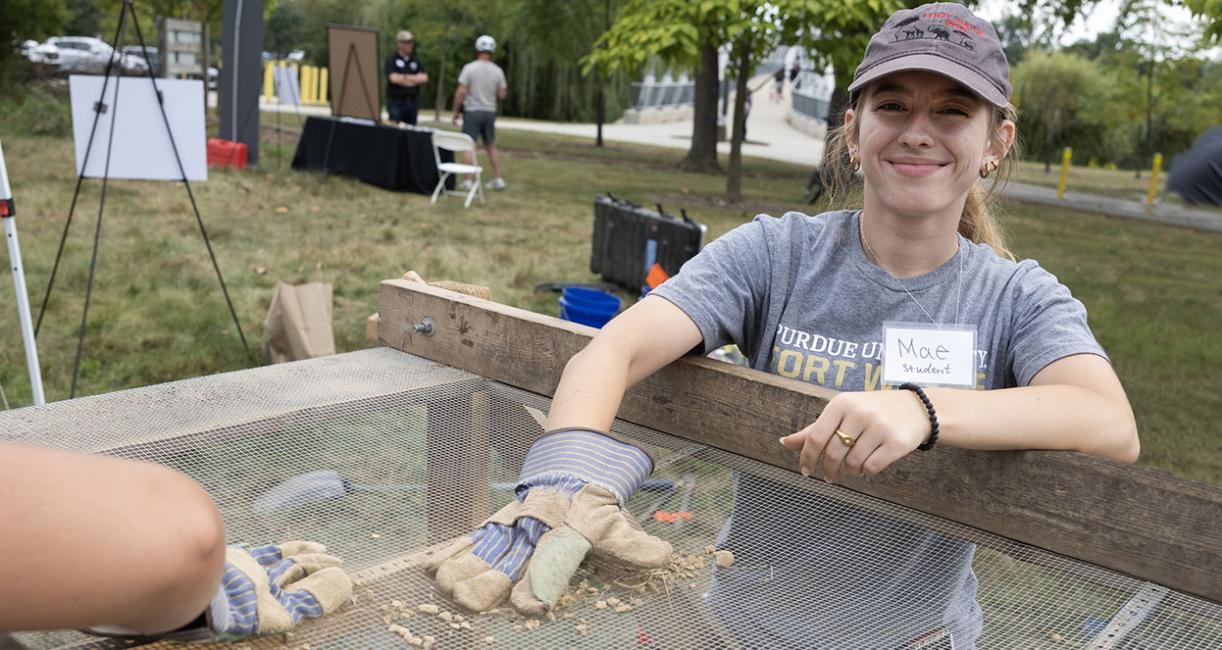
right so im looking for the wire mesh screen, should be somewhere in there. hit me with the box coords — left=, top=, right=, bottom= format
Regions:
left=5, top=348, right=1220, bottom=650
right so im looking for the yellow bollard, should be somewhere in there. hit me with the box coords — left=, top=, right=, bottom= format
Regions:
left=263, top=62, right=274, bottom=101
left=319, top=67, right=328, bottom=105
left=302, top=66, right=314, bottom=103
left=1147, top=153, right=1162, bottom=205
left=298, top=65, right=309, bottom=104
left=1056, top=147, right=1072, bottom=199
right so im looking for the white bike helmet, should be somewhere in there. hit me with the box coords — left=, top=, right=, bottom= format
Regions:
left=475, top=35, right=496, bottom=53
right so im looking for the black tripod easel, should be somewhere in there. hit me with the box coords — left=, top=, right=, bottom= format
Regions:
left=322, top=38, right=380, bottom=172
left=35, top=0, right=251, bottom=398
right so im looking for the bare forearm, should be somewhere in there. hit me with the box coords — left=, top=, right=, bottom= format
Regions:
left=928, top=384, right=1139, bottom=462
left=451, top=87, right=466, bottom=114
left=545, top=342, right=632, bottom=431
left=394, top=73, right=428, bottom=87
left=545, top=296, right=703, bottom=432
left=0, top=445, right=225, bottom=632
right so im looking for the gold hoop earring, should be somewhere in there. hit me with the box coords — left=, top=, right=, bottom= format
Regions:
left=979, top=160, right=999, bottom=179
left=850, top=151, right=861, bottom=173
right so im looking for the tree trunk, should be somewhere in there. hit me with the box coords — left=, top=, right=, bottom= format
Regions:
left=679, top=41, right=721, bottom=173
left=434, top=55, right=446, bottom=122
left=597, top=0, right=609, bottom=147
left=1137, top=61, right=1153, bottom=179
left=726, top=38, right=752, bottom=203
left=596, top=70, right=605, bottom=147
left=1043, top=119, right=1052, bottom=173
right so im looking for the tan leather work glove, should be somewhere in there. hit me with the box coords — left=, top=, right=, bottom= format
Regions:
left=421, top=429, right=672, bottom=615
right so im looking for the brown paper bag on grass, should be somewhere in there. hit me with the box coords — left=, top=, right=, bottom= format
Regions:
left=265, top=281, right=336, bottom=363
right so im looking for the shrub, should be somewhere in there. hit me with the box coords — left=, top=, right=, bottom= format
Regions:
left=0, top=81, right=72, bottom=138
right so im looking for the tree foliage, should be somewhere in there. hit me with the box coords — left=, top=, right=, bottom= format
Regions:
left=495, top=0, right=633, bottom=122
left=1182, top=0, right=1222, bottom=41
left=1, top=0, right=67, bottom=88
left=582, top=0, right=723, bottom=76
left=8, top=0, right=1216, bottom=166
left=1013, top=51, right=1113, bottom=167
left=993, top=10, right=1058, bottom=65
left=96, top=0, right=226, bottom=50
left=1014, top=34, right=1222, bottom=169
left=582, top=0, right=761, bottom=172
left=256, top=0, right=631, bottom=122
left=585, top=0, right=905, bottom=199
left=64, top=0, right=103, bottom=37
left=265, top=1, right=308, bottom=57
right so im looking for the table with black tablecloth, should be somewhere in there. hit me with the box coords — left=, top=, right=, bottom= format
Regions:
left=291, top=116, right=453, bottom=194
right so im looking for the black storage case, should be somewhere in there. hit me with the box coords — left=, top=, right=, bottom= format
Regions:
left=589, top=195, right=707, bottom=291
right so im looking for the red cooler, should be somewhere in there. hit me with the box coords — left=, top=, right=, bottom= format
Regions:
left=207, top=138, right=248, bottom=169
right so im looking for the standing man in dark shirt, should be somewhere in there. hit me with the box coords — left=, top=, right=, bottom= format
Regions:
left=385, top=30, right=428, bottom=126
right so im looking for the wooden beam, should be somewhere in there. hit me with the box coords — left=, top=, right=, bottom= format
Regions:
left=379, top=279, right=1222, bottom=603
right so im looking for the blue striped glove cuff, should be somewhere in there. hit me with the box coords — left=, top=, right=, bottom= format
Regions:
left=516, top=428, right=653, bottom=506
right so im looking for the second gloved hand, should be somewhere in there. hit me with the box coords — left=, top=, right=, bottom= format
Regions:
left=84, top=540, right=352, bottom=643
left=422, top=429, right=672, bottom=615
left=210, top=541, right=353, bottom=637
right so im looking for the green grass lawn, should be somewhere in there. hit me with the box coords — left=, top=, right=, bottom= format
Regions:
left=0, top=112, right=1218, bottom=485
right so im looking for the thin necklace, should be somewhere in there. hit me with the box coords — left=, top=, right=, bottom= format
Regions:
left=859, top=215, right=963, bottom=329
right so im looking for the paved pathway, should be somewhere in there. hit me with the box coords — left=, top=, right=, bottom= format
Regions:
left=994, top=180, right=1222, bottom=233
left=243, top=86, right=1222, bottom=232
left=421, top=75, right=827, bottom=169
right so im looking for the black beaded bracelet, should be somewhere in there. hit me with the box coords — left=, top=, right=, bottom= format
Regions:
left=899, top=382, right=940, bottom=451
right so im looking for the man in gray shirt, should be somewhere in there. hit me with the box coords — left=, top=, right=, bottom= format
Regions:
left=452, top=35, right=508, bottom=191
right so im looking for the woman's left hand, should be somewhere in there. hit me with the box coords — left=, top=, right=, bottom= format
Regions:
left=779, top=390, right=932, bottom=482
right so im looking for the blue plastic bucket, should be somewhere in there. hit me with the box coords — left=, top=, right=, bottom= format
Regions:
left=559, top=288, right=621, bottom=328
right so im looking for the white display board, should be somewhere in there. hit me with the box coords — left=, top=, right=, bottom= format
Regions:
left=69, top=75, right=207, bottom=181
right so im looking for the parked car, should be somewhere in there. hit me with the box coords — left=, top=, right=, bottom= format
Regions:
left=45, top=36, right=112, bottom=73
left=185, top=66, right=219, bottom=90
left=20, top=39, right=59, bottom=65
left=43, top=36, right=147, bottom=75
left=120, top=45, right=159, bottom=73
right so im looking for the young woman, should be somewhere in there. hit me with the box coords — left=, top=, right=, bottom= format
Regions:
left=429, top=3, right=1138, bottom=647
left=0, top=444, right=352, bottom=641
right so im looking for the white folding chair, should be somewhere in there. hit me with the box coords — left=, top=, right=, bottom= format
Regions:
left=430, top=130, right=484, bottom=208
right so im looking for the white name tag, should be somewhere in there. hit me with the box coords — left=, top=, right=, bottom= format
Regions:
left=395, top=59, right=405, bottom=68
left=882, top=321, right=977, bottom=388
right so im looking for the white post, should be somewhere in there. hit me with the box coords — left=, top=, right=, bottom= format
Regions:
left=0, top=140, right=46, bottom=406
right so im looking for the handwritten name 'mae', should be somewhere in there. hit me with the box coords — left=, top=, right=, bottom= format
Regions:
left=896, top=337, right=949, bottom=361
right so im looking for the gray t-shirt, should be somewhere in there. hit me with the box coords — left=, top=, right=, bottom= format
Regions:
left=457, top=60, right=507, bottom=113
left=652, top=209, right=1106, bottom=648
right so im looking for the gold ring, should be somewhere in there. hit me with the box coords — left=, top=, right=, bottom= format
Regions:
left=835, top=429, right=856, bottom=447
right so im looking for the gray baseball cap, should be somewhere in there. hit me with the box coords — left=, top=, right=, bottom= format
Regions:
left=848, top=3, right=1011, bottom=108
